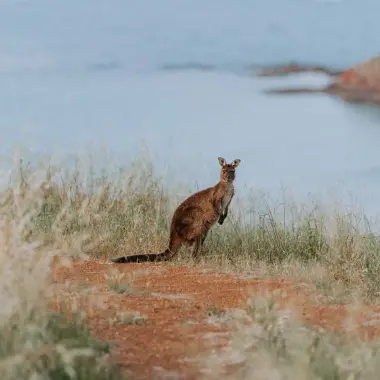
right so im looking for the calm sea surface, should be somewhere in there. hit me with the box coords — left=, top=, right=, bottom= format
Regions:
left=2, top=0, right=380, bottom=220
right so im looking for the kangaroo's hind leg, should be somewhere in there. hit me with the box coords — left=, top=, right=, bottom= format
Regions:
left=191, top=228, right=210, bottom=260
left=191, top=236, right=202, bottom=260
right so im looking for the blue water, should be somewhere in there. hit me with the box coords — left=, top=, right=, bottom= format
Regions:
left=2, top=0, right=380, bottom=219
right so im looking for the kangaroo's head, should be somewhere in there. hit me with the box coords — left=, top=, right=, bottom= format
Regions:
left=218, top=157, right=241, bottom=183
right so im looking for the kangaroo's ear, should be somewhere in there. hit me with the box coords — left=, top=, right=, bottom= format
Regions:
left=218, top=157, right=227, bottom=166
left=231, top=159, right=241, bottom=168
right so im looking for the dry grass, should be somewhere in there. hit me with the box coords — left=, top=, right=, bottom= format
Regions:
left=0, top=157, right=124, bottom=380
left=200, top=294, right=380, bottom=380
left=3, top=151, right=380, bottom=378
left=9, top=154, right=380, bottom=303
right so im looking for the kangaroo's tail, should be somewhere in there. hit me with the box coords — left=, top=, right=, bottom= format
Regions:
left=110, top=249, right=172, bottom=264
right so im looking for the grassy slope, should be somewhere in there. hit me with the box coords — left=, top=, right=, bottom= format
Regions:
left=3, top=154, right=380, bottom=379
left=0, top=158, right=125, bottom=380
left=16, top=155, right=380, bottom=302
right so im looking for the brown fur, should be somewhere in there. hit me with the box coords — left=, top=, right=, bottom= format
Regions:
left=110, top=157, right=241, bottom=263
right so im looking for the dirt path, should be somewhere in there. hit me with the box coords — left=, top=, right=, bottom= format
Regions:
left=51, top=258, right=380, bottom=379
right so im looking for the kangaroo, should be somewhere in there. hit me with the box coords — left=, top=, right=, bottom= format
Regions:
left=110, top=157, right=241, bottom=263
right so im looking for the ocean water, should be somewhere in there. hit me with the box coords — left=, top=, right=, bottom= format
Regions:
left=2, top=0, right=380, bottom=220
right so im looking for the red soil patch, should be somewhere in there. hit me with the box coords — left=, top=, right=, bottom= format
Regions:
left=51, top=258, right=380, bottom=379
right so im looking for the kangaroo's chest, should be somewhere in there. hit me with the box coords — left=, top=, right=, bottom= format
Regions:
left=220, top=185, right=234, bottom=211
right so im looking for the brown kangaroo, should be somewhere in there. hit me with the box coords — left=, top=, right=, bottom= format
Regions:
left=110, top=157, right=241, bottom=263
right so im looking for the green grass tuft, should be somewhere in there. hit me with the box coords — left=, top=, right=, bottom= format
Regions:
left=0, top=309, right=123, bottom=380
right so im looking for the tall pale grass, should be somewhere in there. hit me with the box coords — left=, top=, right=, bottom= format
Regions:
left=0, top=159, right=123, bottom=379
left=201, top=294, right=380, bottom=380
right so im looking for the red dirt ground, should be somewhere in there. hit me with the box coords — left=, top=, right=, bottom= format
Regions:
left=51, top=258, right=380, bottom=379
